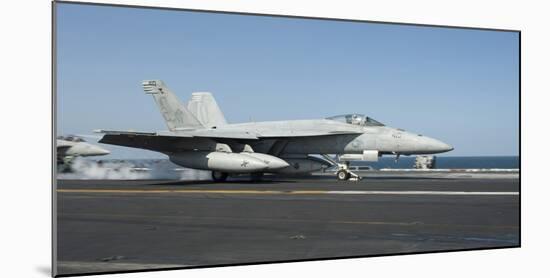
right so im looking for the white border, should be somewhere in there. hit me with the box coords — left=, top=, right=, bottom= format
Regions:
left=3, top=0, right=547, bottom=277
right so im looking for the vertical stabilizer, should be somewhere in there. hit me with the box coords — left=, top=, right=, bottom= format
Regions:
left=142, top=80, right=204, bottom=131
left=188, top=92, right=227, bottom=128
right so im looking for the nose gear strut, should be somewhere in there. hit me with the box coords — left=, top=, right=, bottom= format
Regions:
left=321, top=154, right=362, bottom=181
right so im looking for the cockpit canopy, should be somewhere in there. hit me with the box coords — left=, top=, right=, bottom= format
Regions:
left=56, top=135, right=86, bottom=142
left=326, top=114, right=384, bottom=126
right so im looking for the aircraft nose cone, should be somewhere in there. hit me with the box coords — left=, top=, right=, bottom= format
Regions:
left=429, top=138, right=453, bottom=153
left=89, top=144, right=111, bottom=156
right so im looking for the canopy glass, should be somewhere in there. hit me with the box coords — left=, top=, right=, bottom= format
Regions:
left=326, top=114, right=384, bottom=126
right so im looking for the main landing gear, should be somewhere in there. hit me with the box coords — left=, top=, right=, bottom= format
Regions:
left=211, top=171, right=228, bottom=182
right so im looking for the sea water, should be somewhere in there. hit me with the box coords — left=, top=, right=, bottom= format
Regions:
left=353, top=156, right=519, bottom=169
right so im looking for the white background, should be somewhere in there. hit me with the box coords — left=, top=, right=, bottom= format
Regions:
left=0, top=0, right=547, bottom=277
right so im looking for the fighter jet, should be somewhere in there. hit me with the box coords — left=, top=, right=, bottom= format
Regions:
left=96, top=80, right=453, bottom=181
left=57, top=135, right=110, bottom=166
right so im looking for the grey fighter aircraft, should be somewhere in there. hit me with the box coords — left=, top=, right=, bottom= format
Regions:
left=96, top=80, right=453, bottom=181
left=57, top=135, right=110, bottom=170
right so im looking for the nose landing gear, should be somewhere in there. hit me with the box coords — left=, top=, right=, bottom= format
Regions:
left=336, top=162, right=361, bottom=181
left=321, top=155, right=362, bottom=181
left=336, top=169, right=350, bottom=180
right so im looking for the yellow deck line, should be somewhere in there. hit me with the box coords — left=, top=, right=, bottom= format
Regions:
left=57, top=189, right=290, bottom=194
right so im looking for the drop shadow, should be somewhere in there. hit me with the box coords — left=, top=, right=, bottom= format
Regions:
left=361, top=176, right=456, bottom=180
left=155, top=178, right=299, bottom=186
left=35, top=265, right=50, bottom=276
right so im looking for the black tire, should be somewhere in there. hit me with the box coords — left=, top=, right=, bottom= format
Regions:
left=337, top=170, right=350, bottom=181
left=212, top=171, right=228, bottom=182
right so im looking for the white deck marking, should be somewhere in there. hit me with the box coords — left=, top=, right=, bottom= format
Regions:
left=58, top=189, right=518, bottom=196
left=325, top=190, right=518, bottom=195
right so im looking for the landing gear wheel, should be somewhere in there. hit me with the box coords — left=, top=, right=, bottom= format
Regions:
left=337, top=170, right=350, bottom=181
left=212, top=171, right=228, bottom=182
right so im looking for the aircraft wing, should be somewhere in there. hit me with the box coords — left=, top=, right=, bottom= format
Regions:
left=96, top=128, right=361, bottom=153
left=96, top=129, right=257, bottom=139
left=183, top=129, right=259, bottom=139
left=181, top=129, right=359, bottom=139
left=256, top=130, right=361, bottom=138
left=97, top=128, right=359, bottom=140
left=95, top=129, right=258, bottom=153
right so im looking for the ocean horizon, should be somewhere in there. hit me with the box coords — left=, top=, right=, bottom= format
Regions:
left=353, top=156, right=519, bottom=169
left=89, top=155, right=520, bottom=170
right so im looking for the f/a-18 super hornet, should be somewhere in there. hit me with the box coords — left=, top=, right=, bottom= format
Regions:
left=57, top=135, right=110, bottom=171
left=96, top=80, right=453, bottom=181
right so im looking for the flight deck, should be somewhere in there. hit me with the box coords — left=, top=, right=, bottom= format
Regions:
left=55, top=172, right=519, bottom=276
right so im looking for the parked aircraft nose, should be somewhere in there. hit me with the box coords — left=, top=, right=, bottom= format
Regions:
left=67, top=142, right=110, bottom=156
left=82, top=143, right=111, bottom=156
left=91, top=145, right=111, bottom=155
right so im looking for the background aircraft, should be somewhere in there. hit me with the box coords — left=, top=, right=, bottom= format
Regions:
left=97, top=80, right=453, bottom=181
left=56, top=135, right=110, bottom=171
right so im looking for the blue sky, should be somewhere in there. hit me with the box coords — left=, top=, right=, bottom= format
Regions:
left=56, top=3, right=519, bottom=158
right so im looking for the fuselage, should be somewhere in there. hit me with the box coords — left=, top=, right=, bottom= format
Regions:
left=205, top=119, right=453, bottom=156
